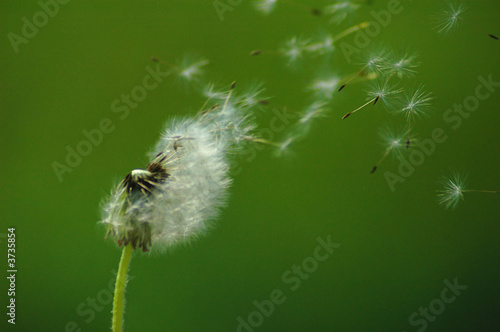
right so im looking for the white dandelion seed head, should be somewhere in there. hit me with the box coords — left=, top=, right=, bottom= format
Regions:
left=101, top=85, right=258, bottom=253
left=437, top=172, right=467, bottom=209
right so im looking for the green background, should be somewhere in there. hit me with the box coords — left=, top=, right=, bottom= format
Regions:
left=1, top=0, right=500, bottom=331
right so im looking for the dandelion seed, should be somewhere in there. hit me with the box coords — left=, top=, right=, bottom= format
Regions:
left=299, top=101, right=330, bottom=124
left=274, top=136, right=297, bottom=157
left=382, top=53, right=419, bottom=79
left=325, top=0, right=361, bottom=24
left=174, top=55, right=210, bottom=84
left=305, top=33, right=335, bottom=55
left=342, top=80, right=403, bottom=119
left=438, top=172, right=500, bottom=209
left=308, top=75, right=341, bottom=100
left=398, top=87, right=433, bottom=148
left=434, top=2, right=498, bottom=40
left=370, top=126, right=406, bottom=173
left=435, top=1, right=464, bottom=36
left=254, top=0, right=278, bottom=15
left=235, top=83, right=269, bottom=109
left=281, top=36, right=310, bottom=65
left=438, top=172, right=466, bottom=209
left=338, top=50, right=388, bottom=92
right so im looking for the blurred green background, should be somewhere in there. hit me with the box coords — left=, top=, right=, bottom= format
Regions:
left=1, top=0, right=500, bottom=331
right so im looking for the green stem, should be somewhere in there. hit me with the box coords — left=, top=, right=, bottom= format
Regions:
left=112, top=244, right=133, bottom=332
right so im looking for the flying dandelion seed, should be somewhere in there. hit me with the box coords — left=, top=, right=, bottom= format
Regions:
left=437, top=172, right=500, bottom=209
left=435, top=1, right=464, bottom=36
left=434, top=2, right=498, bottom=40
left=437, top=172, right=467, bottom=209
left=398, top=87, right=433, bottom=148
left=304, top=33, right=335, bottom=55
left=370, top=126, right=407, bottom=174
left=342, top=80, right=403, bottom=119
left=338, top=50, right=388, bottom=92
left=308, top=75, right=341, bottom=100
left=252, top=23, right=369, bottom=65
left=175, top=55, right=210, bottom=84
left=253, top=0, right=321, bottom=16
left=325, top=0, right=361, bottom=24
left=254, top=0, right=278, bottom=14
left=382, top=53, right=419, bottom=80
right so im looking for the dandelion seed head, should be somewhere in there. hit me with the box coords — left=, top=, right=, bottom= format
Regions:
left=102, top=85, right=259, bottom=252
left=282, top=36, right=310, bottom=65
left=438, top=172, right=467, bottom=209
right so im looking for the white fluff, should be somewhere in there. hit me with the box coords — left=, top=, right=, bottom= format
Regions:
left=101, top=94, right=256, bottom=252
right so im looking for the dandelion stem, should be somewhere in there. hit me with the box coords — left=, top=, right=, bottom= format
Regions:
left=371, top=148, right=392, bottom=174
left=332, top=22, right=369, bottom=43
left=342, top=97, right=377, bottom=119
left=462, top=189, right=500, bottom=194
left=112, top=244, right=133, bottom=332
left=406, top=117, right=412, bottom=149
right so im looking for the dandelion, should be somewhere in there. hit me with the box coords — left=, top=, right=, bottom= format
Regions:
left=102, top=83, right=266, bottom=332
left=398, top=87, right=433, bottom=148
left=370, top=126, right=407, bottom=173
left=342, top=80, right=403, bottom=119
left=434, top=2, right=498, bottom=40
left=437, top=172, right=500, bottom=209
